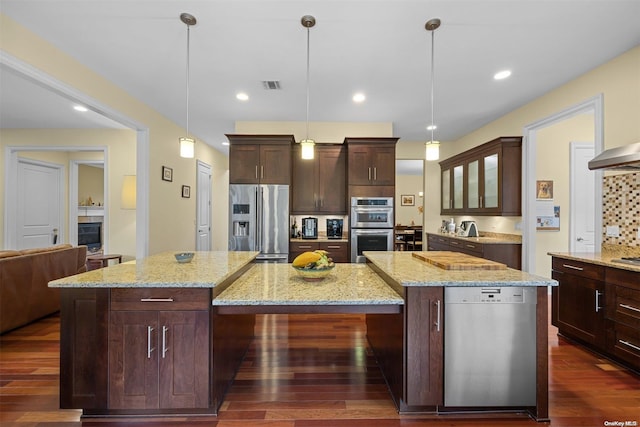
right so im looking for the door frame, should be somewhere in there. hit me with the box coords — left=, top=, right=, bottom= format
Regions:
left=70, top=158, right=107, bottom=250
left=522, top=94, right=603, bottom=273
left=569, top=142, right=595, bottom=253
left=2, top=51, right=150, bottom=258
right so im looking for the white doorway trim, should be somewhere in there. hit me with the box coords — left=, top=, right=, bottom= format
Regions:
left=569, top=142, right=596, bottom=253
left=1, top=51, right=150, bottom=258
left=70, top=158, right=107, bottom=250
left=522, top=94, right=604, bottom=273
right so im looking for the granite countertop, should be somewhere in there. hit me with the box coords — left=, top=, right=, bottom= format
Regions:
left=364, top=251, right=557, bottom=287
left=212, top=263, right=404, bottom=306
left=426, top=231, right=522, bottom=245
left=548, top=249, right=640, bottom=273
left=48, top=251, right=259, bottom=288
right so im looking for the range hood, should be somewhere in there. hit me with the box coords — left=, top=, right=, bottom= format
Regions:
left=588, top=142, right=640, bottom=171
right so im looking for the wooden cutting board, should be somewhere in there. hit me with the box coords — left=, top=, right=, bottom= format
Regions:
left=412, top=251, right=507, bottom=270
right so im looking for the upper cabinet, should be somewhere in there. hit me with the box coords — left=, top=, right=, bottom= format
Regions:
left=440, top=136, right=522, bottom=216
left=291, top=144, right=347, bottom=214
left=345, top=137, right=398, bottom=187
left=227, top=134, right=294, bottom=184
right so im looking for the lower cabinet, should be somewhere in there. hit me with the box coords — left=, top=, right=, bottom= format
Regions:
left=289, top=241, right=349, bottom=263
left=108, top=310, right=209, bottom=409
left=605, top=268, right=640, bottom=370
left=426, top=233, right=522, bottom=270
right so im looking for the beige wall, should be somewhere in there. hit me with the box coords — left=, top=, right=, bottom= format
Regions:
left=1, top=15, right=228, bottom=256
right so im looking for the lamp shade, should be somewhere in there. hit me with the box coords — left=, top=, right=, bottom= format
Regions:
left=121, top=175, right=136, bottom=209
left=300, top=139, right=315, bottom=160
left=425, top=141, right=440, bottom=161
left=179, top=137, right=195, bottom=158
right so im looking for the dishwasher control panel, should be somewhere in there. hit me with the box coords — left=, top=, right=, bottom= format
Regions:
left=446, top=287, right=532, bottom=304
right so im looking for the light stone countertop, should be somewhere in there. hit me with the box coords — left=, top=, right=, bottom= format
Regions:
left=212, top=263, right=404, bottom=306
left=364, top=251, right=557, bottom=287
left=548, top=250, right=640, bottom=273
left=48, top=251, right=259, bottom=288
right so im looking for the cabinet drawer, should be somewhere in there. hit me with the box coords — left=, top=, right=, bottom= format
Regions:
left=608, top=322, right=640, bottom=370
left=609, top=285, right=640, bottom=328
left=110, top=288, right=210, bottom=311
left=552, top=258, right=604, bottom=280
left=606, top=267, right=640, bottom=290
left=319, top=242, right=348, bottom=263
left=290, top=241, right=319, bottom=252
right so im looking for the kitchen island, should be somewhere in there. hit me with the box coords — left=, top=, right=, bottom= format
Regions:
left=50, top=250, right=556, bottom=421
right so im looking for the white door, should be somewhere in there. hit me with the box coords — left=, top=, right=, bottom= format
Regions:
left=17, top=159, right=64, bottom=249
left=196, top=160, right=212, bottom=251
left=570, top=142, right=596, bottom=252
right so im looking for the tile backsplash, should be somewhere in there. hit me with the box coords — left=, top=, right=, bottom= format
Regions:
left=603, top=172, right=639, bottom=247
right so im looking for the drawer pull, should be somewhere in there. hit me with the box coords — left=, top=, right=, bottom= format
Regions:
left=140, top=297, right=174, bottom=303
left=326, top=245, right=342, bottom=249
left=465, top=244, right=476, bottom=249
left=562, top=264, right=584, bottom=271
left=434, top=300, right=441, bottom=332
left=147, top=326, right=155, bottom=359
left=595, top=290, right=603, bottom=313
left=162, top=326, right=169, bottom=359
left=619, top=339, right=640, bottom=352
left=298, top=245, right=313, bottom=249
left=620, top=303, right=640, bottom=314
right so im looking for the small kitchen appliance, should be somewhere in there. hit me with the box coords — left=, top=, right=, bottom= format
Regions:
left=301, top=217, right=318, bottom=239
left=459, top=221, right=479, bottom=237
left=326, top=218, right=343, bottom=239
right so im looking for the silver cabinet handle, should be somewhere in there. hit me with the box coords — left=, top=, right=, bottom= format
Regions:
left=620, top=303, right=640, bottom=313
left=480, top=196, right=483, bottom=208
left=147, top=326, right=155, bottom=359
left=619, top=339, right=640, bottom=352
left=373, top=167, right=377, bottom=181
left=255, top=165, right=258, bottom=180
left=326, top=245, right=342, bottom=249
left=595, top=290, right=603, bottom=313
left=563, top=264, right=584, bottom=271
left=465, top=244, right=476, bottom=249
left=368, top=167, right=371, bottom=181
left=140, top=298, right=174, bottom=302
left=434, top=300, right=441, bottom=332
left=261, top=165, right=264, bottom=179
left=298, top=245, right=313, bottom=249
left=162, top=326, right=169, bottom=359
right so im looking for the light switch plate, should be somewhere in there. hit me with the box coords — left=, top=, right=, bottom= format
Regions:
left=606, top=225, right=620, bottom=237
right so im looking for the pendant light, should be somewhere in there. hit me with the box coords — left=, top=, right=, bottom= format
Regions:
left=179, top=12, right=196, bottom=158
left=300, top=15, right=316, bottom=160
left=425, top=18, right=441, bottom=161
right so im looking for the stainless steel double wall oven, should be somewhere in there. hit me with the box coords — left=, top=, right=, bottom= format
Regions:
left=350, top=197, right=394, bottom=263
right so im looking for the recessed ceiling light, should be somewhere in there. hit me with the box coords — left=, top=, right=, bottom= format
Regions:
left=494, top=70, right=512, bottom=80
left=427, top=125, right=437, bottom=131
left=352, top=93, right=366, bottom=103
left=222, top=141, right=230, bottom=146
left=73, top=105, right=88, bottom=112
left=236, top=92, right=249, bottom=101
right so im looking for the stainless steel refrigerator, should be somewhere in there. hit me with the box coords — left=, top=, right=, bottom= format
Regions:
left=228, top=184, right=289, bottom=262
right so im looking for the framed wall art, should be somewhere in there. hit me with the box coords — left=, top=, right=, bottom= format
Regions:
left=162, top=166, right=173, bottom=182
left=401, top=194, right=415, bottom=206
left=536, top=180, right=553, bottom=200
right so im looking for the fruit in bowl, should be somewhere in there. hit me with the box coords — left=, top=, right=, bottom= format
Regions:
left=292, top=250, right=335, bottom=281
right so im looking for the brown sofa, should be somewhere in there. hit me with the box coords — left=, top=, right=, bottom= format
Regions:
left=0, top=244, right=87, bottom=334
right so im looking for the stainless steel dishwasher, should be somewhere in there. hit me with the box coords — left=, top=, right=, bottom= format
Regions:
left=444, top=286, right=536, bottom=407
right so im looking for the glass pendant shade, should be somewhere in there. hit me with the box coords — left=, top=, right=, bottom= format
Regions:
left=179, top=136, right=195, bottom=158
left=300, top=139, right=315, bottom=160
left=425, top=140, right=440, bottom=161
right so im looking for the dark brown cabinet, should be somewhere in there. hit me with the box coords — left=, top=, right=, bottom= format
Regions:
left=440, top=136, right=522, bottom=216
left=345, top=137, right=398, bottom=189
left=605, top=268, right=640, bottom=370
left=551, top=258, right=606, bottom=350
left=108, top=289, right=210, bottom=410
left=426, top=233, right=522, bottom=270
left=289, top=240, right=349, bottom=263
left=227, top=134, right=293, bottom=184
left=291, top=144, right=346, bottom=214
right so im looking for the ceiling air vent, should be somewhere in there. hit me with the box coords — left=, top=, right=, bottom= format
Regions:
left=262, top=80, right=281, bottom=90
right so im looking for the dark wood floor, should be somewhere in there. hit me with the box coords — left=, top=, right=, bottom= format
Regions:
left=0, top=309, right=639, bottom=426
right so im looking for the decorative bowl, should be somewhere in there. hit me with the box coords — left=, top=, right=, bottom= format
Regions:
left=292, top=264, right=335, bottom=282
left=174, top=252, right=195, bottom=263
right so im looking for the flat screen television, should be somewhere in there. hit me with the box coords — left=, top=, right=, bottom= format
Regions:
left=78, top=222, right=102, bottom=251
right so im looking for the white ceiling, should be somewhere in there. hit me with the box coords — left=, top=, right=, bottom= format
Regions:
left=1, top=0, right=639, bottom=155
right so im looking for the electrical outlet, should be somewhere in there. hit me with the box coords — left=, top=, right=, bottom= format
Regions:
left=606, top=225, right=620, bottom=237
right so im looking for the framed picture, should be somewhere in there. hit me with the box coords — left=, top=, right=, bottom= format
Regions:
left=536, top=180, right=553, bottom=200
left=181, top=185, right=190, bottom=198
left=401, top=194, right=415, bottom=206
left=162, top=166, right=173, bottom=182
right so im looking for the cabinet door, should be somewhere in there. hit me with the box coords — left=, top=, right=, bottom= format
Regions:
left=467, top=159, right=480, bottom=209
left=158, top=311, right=209, bottom=409
left=317, top=147, right=346, bottom=212
left=441, top=168, right=451, bottom=213
left=291, top=145, right=317, bottom=213
left=371, top=147, right=395, bottom=185
left=482, top=152, right=500, bottom=210
left=405, top=287, right=443, bottom=406
left=347, top=146, right=373, bottom=185
left=229, top=144, right=260, bottom=184
left=552, top=270, right=606, bottom=349
left=260, top=144, right=291, bottom=184
left=109, top=311, right=160, bottom=409
left=452, top=164, right=464, bottom=210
